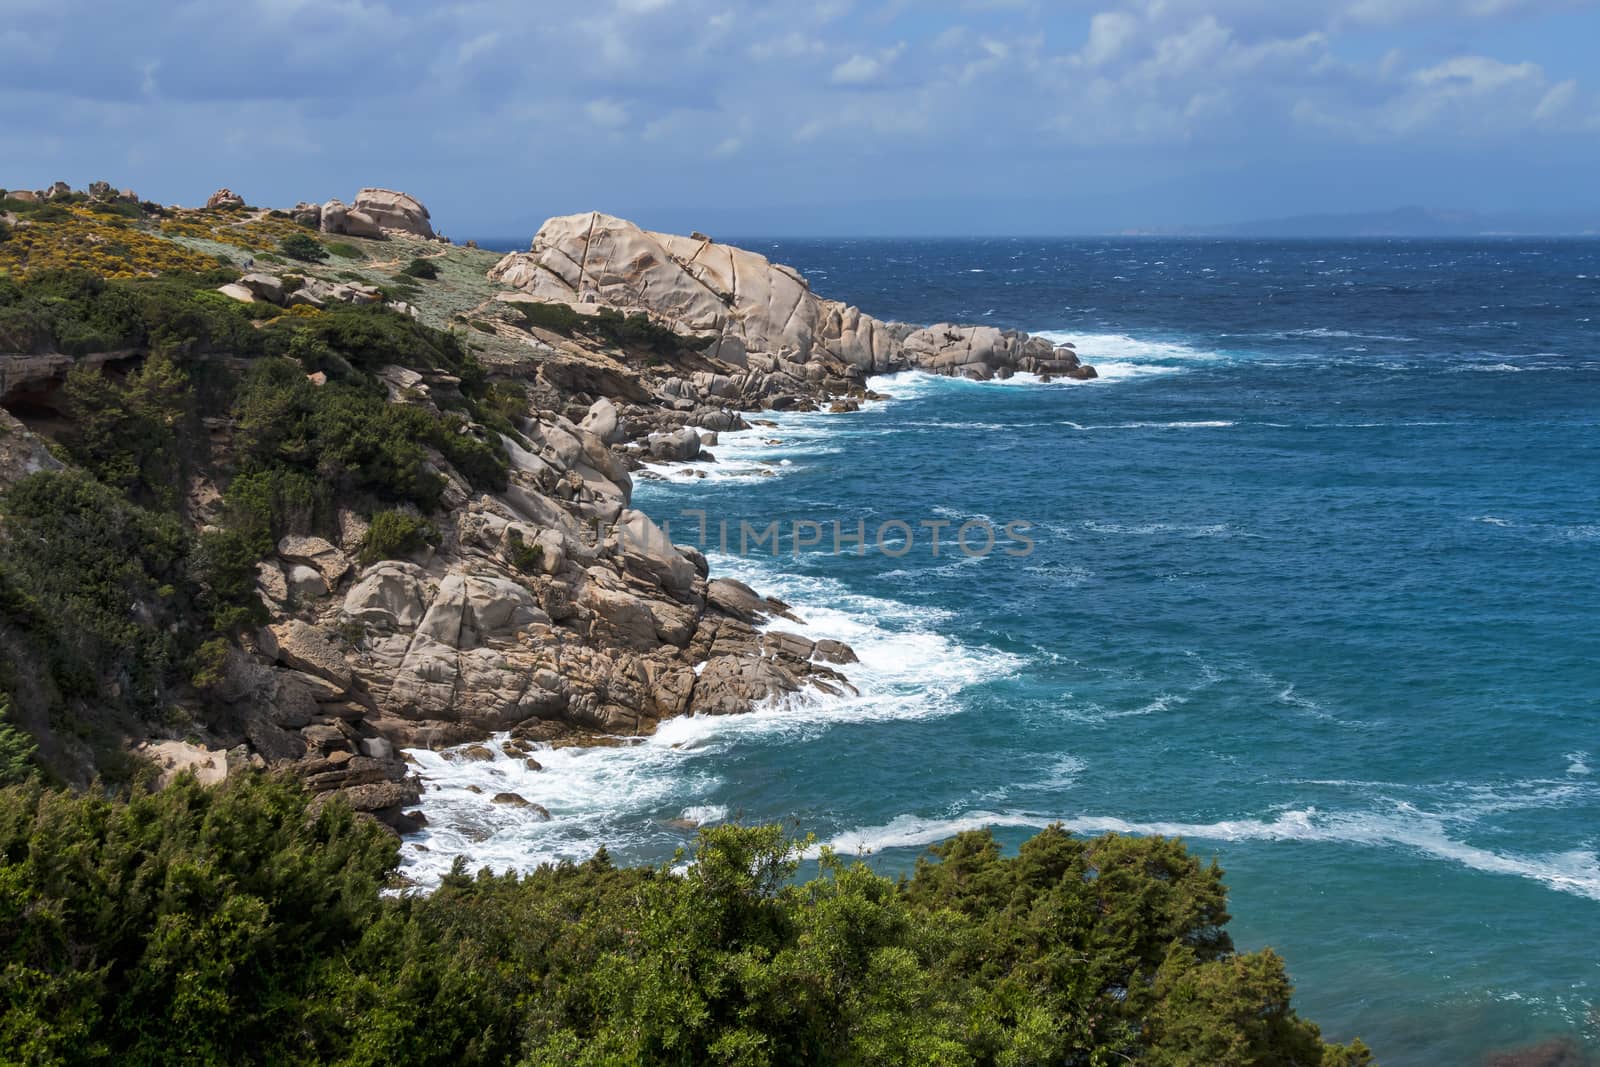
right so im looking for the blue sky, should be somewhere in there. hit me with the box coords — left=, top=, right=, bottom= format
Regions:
left=3, top=0, right=1599, bottom=236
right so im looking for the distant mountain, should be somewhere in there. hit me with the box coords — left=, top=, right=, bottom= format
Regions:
left=1124, top=205, right=1600, bottom=238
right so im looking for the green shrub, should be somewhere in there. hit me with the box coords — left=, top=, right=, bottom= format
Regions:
left=188, top=637, right=231, bottom=690
left=515, top=300, right=582, bottom=335
left=0, top=776, right=1375, bottom=1065
left=360, top=509, right=437, bottom=564
left=0, top=470, right=190, bottom=710
left=505, top=527, right=543, bottom=573
left=323, top=241, right=364, bottom=260
left=0, top=269, right=260, bottom=358
left=63, top=349, right=192, bottom=509
left=399, top=257, right=438, bottom=279
left=513, top=300, right=714, bottom=356
left=0, top=773, right=398, bottom=1064
left=0, top=696, right=36, bottom=785
left=279, top=232, right=328, bottom=262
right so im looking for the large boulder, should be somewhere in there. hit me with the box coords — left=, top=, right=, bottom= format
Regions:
left=611, top=510, right=697, bottom=596
left=342, top=561, right=430, bottom=632
left=489, top=212, right=901, bottom=373
left=647, top=427, right=701, bottom=462
left=413, top=573, right=547, bottom=650
left=351, top=188, right=434, bottom=239
left=319, top=198, right=384, bottom=239
left=266, top=621, right=352, bottom=692
left=278, top=534, right=351, bottom=587
left=579, top=396, right=626, bottom=445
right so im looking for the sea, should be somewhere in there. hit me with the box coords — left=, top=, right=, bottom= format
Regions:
left=409, top=237, right=1600, bottom=1064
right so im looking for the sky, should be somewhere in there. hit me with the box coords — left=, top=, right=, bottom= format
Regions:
left=3, top=0, right=1600, bottom=236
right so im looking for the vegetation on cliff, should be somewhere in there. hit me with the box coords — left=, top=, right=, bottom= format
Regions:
left=0, top=264, right=508, bottom=784
left=0, top=772, right=1372, bottom=1066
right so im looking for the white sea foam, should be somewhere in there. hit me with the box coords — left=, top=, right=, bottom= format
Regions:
left=681, top=804, right=730, bottom=826
left=1061, top=420, right=1236, bottom=431
left=634, top=413, right=856, bottom=484
left=400, top=550, right=1023, bottom=885
left=816, top=805, right=1600, bottom=902
left=1283, top=327, right=1417, bottom=343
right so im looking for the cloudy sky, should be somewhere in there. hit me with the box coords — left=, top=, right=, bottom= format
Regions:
left=4, top=0, right=1598, bottom=235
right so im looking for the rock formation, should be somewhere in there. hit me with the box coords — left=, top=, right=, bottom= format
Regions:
left=490, top=212, right=1095, bottom=385
left=205, top=188, right=245, bottom=209
left=320, top=188, right=435, bottom=240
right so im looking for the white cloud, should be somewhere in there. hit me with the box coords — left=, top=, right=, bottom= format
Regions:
left=1080, top=11, right=1140, bottom=66
left=584, top=98, right=629, bottom=127
left=830, top=43, right=904, bottom=85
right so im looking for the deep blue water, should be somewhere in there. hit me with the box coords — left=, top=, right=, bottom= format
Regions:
left=412, top=239, right=1600, bottom=1064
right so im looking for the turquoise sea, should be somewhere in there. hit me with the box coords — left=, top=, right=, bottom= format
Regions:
left=412, top=239, right=1600, bottom=1064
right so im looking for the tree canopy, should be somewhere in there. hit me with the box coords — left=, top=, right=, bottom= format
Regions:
left=0, top=773, right=1373, bottom=1066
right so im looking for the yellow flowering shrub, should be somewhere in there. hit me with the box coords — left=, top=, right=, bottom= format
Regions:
left=156, top=209, right=311, bottom=251
left=0, top=205, right=224, bottom=278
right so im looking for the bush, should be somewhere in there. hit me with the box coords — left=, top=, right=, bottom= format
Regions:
left=399, top=257, right=438, bottom=279
left=515, top=300, right=582, bottom=335
left=0, top=470, right=190, bottom=710
left=0, top=696, right=36, bottom=785
left=360, top=509, right=437, bottom=564
left=323, top=241, right=364, bottom=260
left=63, top=349, right=192, bottom=509
left=513, top=300, right=714, bottom=356
left=279, top=232, right=328, bottom=262
left=505, top=527, right=543, bottom=573
left=0, top=773, right=398, bottom=1064
left=0, top=777, right=1374, bottom=1065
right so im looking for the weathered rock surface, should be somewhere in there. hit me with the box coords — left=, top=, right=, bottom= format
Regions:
left=352, top=188, right=435, bottom=239
left=489, top=212, right=1096, bottom=387
left=318, top=189, right=435, bottom=240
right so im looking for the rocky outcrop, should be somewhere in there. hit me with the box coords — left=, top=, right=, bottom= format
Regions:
left=319, top=189, right=435, bottom=240
left=489, top=212, right=1096, bottom=389
left=352, top=188, right=435, bottom=240
left=216, top=273, right=385, bottom=310
left=205, top=188, right=245, bottom=209
left=0, top=409, right=65, bottom=489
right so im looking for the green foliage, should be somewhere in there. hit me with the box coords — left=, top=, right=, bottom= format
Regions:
left=230, top=357, right=505, bottom=512
left=323, top=241, right=364, bottom=260
left=514, top=300, right=715, bottom=357
left=0, top=696, right=36, bottom=785
left=0, top=269, right=258, bottom=357
left=188, top=637, right=231, bottom=690
left=399, top=257, right=439, bottom=279
left=0, top=781, right=1372, bottom=1065
left=0, top=773, right=398, bottom=1065
left=514, top=299, right=582, bottom=335
left=0, top=471, right=190, bottom=710
left=63, top=350, right=192, bottom=509
left=360, top=509, right=438, bottom=564
left=279, top=232, right=329, bottom=262
left=505, top=527, right=543, bottom=574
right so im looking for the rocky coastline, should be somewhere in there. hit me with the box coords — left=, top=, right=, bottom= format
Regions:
left=0, top=184, right=1096, bottom=833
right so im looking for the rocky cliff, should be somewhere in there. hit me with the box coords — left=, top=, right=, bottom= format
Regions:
left=0, top=182, right=1093, bottom=831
